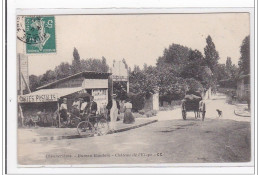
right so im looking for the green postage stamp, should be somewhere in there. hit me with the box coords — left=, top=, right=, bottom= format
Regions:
left=25, top=16, right=56, bottom=54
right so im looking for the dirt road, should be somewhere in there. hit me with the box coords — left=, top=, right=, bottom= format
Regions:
left=18, top=94, right=251, bottom=165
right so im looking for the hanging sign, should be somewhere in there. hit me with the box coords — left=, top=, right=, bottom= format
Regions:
left=18, top=94, right=58, bottom=103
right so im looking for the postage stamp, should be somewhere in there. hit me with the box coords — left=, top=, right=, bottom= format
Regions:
left=23, top=16, right=56, bottom=54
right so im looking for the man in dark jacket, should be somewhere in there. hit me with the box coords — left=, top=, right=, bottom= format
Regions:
left=86, top=96, right=97, bottom=116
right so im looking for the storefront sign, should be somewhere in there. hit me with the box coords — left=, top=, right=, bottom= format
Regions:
left=82, top=79, right=108, bottom=89
left=18, top=94, right=58, bottom=103
left=112, top=75, right=128, bottom=81
left=92, top=89, right=108, bottom=113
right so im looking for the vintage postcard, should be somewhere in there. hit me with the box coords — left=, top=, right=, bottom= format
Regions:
left=16, top=13, right=252, bottom=166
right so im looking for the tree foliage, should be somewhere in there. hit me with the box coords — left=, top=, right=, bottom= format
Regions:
left=29, top=75, right=41, bottom=92
left=238, top=35, right=250, bottom=75
left=129, top=66, right=157, bottom=98
left=71, top=47, right=81, bottom=74
left=181, top=49, right=205, bottom=81
left=80, top=57, right=109, bottom=72
left=73, top=47, right=80, bottom=62
left=204, top=35, right=220, bottom=73
left=29, top=48, right=109, bottom=91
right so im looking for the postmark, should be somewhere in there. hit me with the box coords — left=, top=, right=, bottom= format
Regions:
left=17, top=16, right=56, bottom=54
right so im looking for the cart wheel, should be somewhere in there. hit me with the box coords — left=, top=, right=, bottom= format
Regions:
left=70, top=117, right=81, bottom=128
left=94, top=118, right=109, bottom=135
left=182, top=110, right=186, bottom=120
left=77, top=121, right=94, bottom=136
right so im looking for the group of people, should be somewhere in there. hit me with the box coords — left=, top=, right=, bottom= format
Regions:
left=59, top=95, right=97, bottom=123
left=106, top=94, right=135, bottom=131
left=59, top=94, right=135, bottom=131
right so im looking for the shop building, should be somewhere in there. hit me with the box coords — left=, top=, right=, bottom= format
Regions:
left=18, top=71, right=111, bottom=127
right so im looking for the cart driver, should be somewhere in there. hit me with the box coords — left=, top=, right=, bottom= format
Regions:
left=72, top=97, right=80, bottom=110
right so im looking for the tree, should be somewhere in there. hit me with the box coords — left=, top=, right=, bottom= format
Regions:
left=204, top=35, right=220, bottom=73
left=113, top=81, right=128, bottom=100
left=157, top=44, right=191, bottom=77
left=129, top=68, right=157, bottom=97
left=156, top=63, right=187, bottom=102
left=73, top=47, right=80, bottom=62
left=200, top=66, right=214, bottom=89
left=181, top=49, right=204, bottom=81
left=39, top=70, right=57, bottom=85
left=29, top=75, right=40, bottom=92
left=215, top=64, right=229, bottom=81
left=158, top=75, right=187, bottom=103
left=163, top=44, right=190, bottom=65
left=71, top=47, right=81, bottom=73
left=54, top=62, right=72, bottom=79
left=238, top=35, right=250, bottom=75
left=101, top=57, right=109, bottom=72
left=225, top=57, right=239, bottom=80
left=143, top=63, right=148, bottom=71
left=80, top=58, right=109, bottom=73
left=29, top=56, right=110, bottom=90
left=133, top=65, right=141, bottom=73
left=226, top=57, right=232, bottom=69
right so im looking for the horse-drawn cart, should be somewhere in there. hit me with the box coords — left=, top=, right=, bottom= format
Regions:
left=181, top=92, right=206, bottom=121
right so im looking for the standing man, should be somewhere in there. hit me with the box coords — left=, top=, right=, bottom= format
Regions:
left=106, top=94, right=120, bottom=131
left=80, top=97, right=88, bottom=114
left=86, top=96, right=98, bottom=116
left=60, top=98, right=68, bottom=123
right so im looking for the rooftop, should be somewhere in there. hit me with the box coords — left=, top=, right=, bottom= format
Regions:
left=36, top=71, right=111, bottom=90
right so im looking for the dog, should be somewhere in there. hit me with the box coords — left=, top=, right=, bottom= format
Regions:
left=216, top=109, right=223, bottom=117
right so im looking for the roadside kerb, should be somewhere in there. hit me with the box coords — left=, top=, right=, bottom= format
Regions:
left=234, top=110, right=250, bottom=117
left=30, top=119, right=158, bottom=143
left=112, top=119, right=157, bottom=133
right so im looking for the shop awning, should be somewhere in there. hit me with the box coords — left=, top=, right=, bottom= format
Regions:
left=18, top=87, right=84, bottom=103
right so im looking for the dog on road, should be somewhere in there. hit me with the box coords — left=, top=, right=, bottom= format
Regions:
left=216, top=109, right=223, bottom=117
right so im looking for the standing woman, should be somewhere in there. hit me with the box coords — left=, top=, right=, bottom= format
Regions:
left=106, top=94, right=120, bottom=132
left=123, top=98, right=135, bottom=124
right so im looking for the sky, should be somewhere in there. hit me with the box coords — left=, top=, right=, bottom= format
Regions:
left=17, top=13, right=250, bottom=76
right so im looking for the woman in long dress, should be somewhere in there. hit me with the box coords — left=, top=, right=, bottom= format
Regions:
left=123, top=99, right=135, bottom=124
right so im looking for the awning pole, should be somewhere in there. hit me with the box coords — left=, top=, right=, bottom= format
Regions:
left=18, top=104, right=24, bottom=127
left=57, top=100, right=60, bottom=128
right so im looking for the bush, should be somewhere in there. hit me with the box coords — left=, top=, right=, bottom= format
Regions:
left=145, top=111, right=153, bottom=118
left=171, top=100, right=182, bottom=106
left=133, top=113, right=145, bottom=118
left=159, top=107, right=168, bottom=111
left=128, top=93, right=145, bottom=112
left=151, top=110, right=157, bottom=116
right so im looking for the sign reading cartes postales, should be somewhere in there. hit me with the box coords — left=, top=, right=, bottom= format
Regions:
left=18, top=94, right=58, bottom=103
left=24, top=16, right=56, bottom=54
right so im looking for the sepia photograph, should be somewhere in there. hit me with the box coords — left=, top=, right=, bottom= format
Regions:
left=16, top=13, right=252, bottom=165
